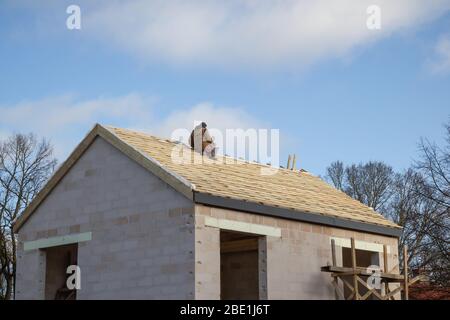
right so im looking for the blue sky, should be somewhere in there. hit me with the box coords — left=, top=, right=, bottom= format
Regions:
left=1, top=1, right=450, bottom=176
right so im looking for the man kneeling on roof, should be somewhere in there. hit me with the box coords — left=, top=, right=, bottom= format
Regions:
left=190, top=122, right=216, bottom=158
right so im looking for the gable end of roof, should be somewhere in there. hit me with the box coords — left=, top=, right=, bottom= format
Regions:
left=12, top=124, right=194, bottom=233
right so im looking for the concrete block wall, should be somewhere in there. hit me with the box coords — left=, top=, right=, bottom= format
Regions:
left=16, top=137, right=195, bottom=299
left=220, top=250, right=259, bottom=299
left=14, top=249, right=46, bottom=299
left=194, top=207, right=221, bottom=299
left=195, top=204, right=399, bottom=300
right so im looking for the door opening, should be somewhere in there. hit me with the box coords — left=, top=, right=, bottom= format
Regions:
left=220, top=230, right=261, bottom=300
left=44, top=243, right=78, bottom=300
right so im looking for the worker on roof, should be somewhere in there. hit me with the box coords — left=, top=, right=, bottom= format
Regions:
left=190, top=122, right=216, bottom=158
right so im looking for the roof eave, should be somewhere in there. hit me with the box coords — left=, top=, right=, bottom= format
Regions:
left=193, top=191, right=403, bottom=238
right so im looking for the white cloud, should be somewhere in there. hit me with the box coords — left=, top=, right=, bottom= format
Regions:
left=427, top=35, right=450, bottom=74
left=1, top=93, right=153, bottom=131
left=0, top=93, right=154, bottom=159
left=0, top=94, right=263, bottom=161
left=81, top=0, right=450, bottom=69
left=151, top=102, right=264, bottom=138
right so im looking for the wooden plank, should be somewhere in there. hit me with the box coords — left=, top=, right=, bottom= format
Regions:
left=383, top=244, right=389, bottom=297
left=341, top=278, right=355, bottom=292
left=331, top=239, right=338, bottom=300
left=331, top=239, right=337, bottom=267
left=383, top=244, right=389, bottom=273
left=330, top=237, right=390, bottom=253
left=221, top=238, right=258, bottom=253
left=361, top=288, right=376, bottom=300
left=403, top=245, right=409, bottom=300
left=357, top=276, right=384, bottom=300
left=409, top=275, right=425, bottom=286
left=351, top=238, right=359, bottom=300
left=332, top=280, right=345, bottom=300
left=339, top=276, right=355, bottom=300
left=321, top=266, right=404, bottom=281
left=331, top=271, right=358, bottom=277
left=385, top=285, right=403, bottom=299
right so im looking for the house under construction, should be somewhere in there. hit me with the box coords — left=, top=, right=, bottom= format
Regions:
left=13, top=124, right=405, bottom=300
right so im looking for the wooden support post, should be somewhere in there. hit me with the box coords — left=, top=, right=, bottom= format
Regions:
left=351, top=238, right=359, bottom=300
left=383, top=244, right=389, bottom=298
left=403, top=245, right=409, bottom=300
left=287, top=155, right=292, bottom=170
left=331, top=239, right=338, bottom=299
left=292, top=154, right=296, bottom=170
left=331, top=239, right=337, bottom=267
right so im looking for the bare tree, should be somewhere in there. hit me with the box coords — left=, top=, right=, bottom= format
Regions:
left=413, top=120, right=450, bottom=285
left=415, top=122, right=450, bottom=208
left=324, top=121, right=450, bottom=289
left=0, top=133, right=56, bottom=299
left=326, top=161, right=394, bottom=212
left=388, top=169, right=448, bottom=284
left=326, top=161, right=345, bottom=191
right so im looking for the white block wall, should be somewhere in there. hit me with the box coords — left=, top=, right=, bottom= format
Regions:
left=16, top=137, right=195, bottom=299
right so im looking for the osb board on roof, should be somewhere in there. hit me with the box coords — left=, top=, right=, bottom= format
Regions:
left=106, top=126, right=399, bottom=229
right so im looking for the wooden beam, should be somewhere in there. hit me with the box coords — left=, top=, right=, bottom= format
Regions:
left=340, top=278, right=355, bottom=300
left=330, top=237, right=391, bottom=253
left=330, top=239, right=339, bottom=300
left=357, top=276, right=384, bottom=300
left=409, top=275, right=425, bottom=286
left=221, top=238, right=258, bottom=253
left=361, top=288, right=376, bottom=300
left=331, top=279, right=345, bottom=300
left=384, top=285, right=403, bottom=300
left=322, top=266, right=404, bottom=281
left=403, top=245, right=409, bottom=300
left=351, top=238, right=359, bottom=300
left=331, top=239, right=337, bottom=267
left=383, top=244, right=389, bottom=297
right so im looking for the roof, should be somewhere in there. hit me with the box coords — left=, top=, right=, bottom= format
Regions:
left=13, top=124, right=401, bottom=236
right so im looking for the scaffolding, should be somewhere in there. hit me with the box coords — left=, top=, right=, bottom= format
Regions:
left=321, top=238, right=424, bottom=300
